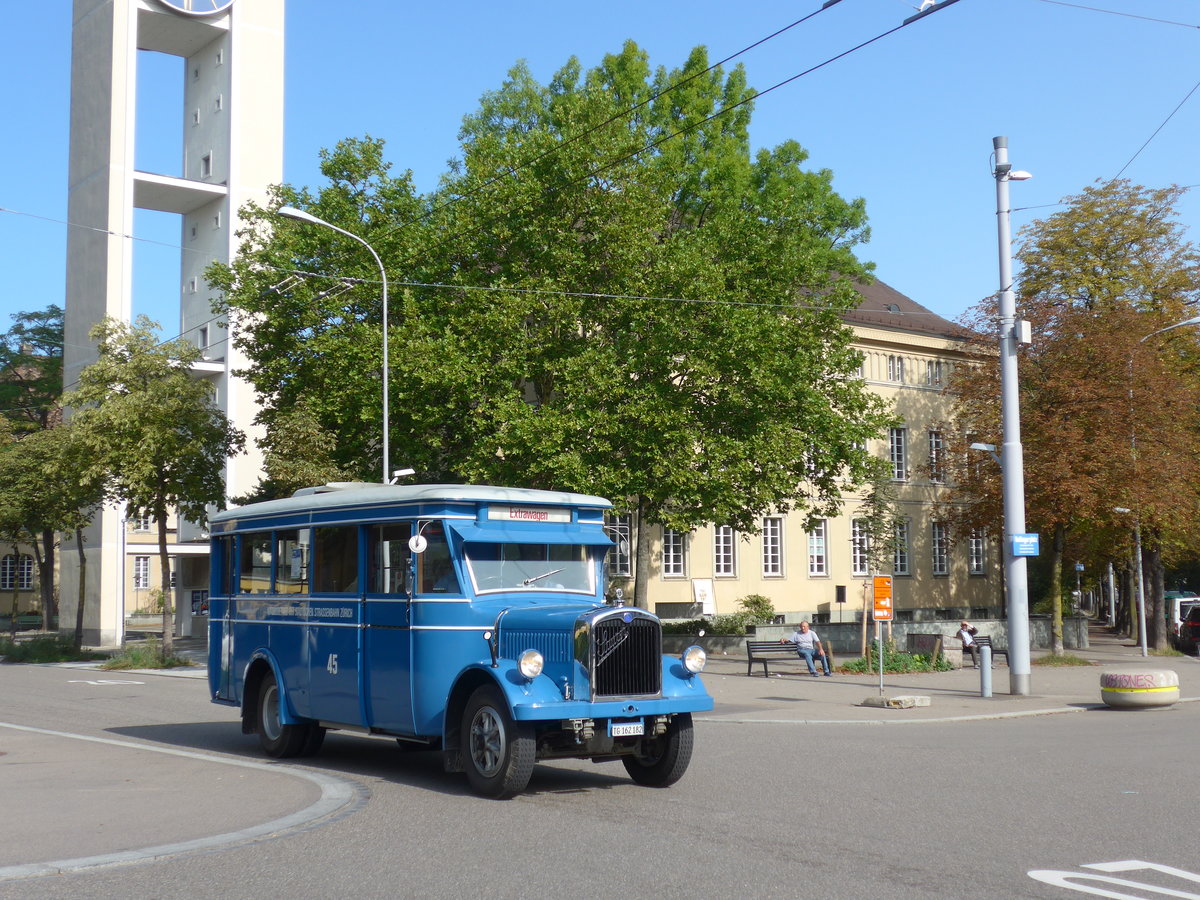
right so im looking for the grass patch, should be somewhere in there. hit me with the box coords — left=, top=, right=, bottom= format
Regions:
left=1151, top=647, right=1185, bottom=657
left=100, top=639, right=194, bottom=670
left=1032, top=653, right=1093, bottom=667
left=0, top=636, right=107, bottom=663
left=839, top=641, right=953, bottom=675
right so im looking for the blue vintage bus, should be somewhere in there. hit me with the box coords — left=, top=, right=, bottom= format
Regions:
left=207, top=482, right=712, bottom=798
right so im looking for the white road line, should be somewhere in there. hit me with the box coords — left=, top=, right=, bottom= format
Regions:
left=0, top=721, right=367, bottom=881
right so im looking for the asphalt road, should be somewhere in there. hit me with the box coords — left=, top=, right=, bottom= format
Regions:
left=1, top=658, right=1197, bottom=899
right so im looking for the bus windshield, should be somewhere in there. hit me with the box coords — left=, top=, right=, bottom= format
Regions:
left=464, top=542, right=595, bottom=594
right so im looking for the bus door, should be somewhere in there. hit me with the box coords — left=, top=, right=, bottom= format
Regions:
left=364, top=522, right=416, bottom=734
left=304, top=525, right=365, bottom=726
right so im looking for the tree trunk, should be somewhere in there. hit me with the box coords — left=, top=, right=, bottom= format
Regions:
left=632, top=497, right=650, bottom=611
left=8, top=543, right=18, bottom=639
left=1145, top=538, right=1167, bottom=651
left=73, top=527, right=87, bottom=651
left=157, top=503, right=174, bottom=660
left=39, top=528, right=56, bottom=624
left=1048, top=524, right=1065, bottom=654
left=860, top=584, right=871, bottom=673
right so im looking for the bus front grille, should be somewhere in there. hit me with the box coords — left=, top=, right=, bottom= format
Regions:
left=592, top=616, right=662, bottom=698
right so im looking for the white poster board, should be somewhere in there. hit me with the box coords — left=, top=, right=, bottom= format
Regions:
left=692, top=578, right=715, bottom=616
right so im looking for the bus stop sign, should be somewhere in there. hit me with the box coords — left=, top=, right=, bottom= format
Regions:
left=872, top=575, right=894, bottom=621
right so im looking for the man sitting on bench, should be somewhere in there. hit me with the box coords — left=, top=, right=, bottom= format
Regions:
left=781, top=621, right=832, bottom=677
left=957, top=620, right=981, bottom=669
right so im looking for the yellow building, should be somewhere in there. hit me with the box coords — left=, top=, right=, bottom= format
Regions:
left=609, top=280, right=1002, bottom=624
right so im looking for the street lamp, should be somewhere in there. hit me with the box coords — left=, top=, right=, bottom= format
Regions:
left=276, top=206, right=390, bottom=485
left=1115, top=315, right=1200, bottom=656
left=992, top=136, right=1033, bottom=696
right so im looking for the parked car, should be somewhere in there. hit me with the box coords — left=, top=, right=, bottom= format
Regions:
left=1177, top=603, right=1200, bottom=654
left=1165, top=591, right=1200, bottom=649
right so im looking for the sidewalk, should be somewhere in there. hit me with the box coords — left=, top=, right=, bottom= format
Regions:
left=694, top=624, right=1200, bottom=724
left=118, top=626, right=1199, bottom=722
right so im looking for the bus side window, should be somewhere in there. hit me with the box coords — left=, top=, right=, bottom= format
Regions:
left=239, top=533, right=272, bottom=593
left=313, top=526, right=359, bottom=593
left=276, top=529, right=309, bottom=594
left=369, top=523, right=410, bottom=594
left=418, top=528, right=459, bottom=594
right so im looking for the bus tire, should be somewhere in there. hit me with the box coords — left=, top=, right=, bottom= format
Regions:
left=622, top=713, right=693, bottom=787
left=257, top=671, right=307, bottom=758
left=461, top=685, right=534, bottom=799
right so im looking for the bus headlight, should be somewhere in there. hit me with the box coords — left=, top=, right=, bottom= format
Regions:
left=682, top=645, right=707, bottom=675
left=518, top=649, right=544, bottom=680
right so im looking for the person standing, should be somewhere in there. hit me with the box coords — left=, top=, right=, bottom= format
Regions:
left=957, top=620, right=980, bottom=668
left=781, top=621, right=832, bottom=677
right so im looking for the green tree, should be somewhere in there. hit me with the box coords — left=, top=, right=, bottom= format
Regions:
left=213, top=42, right=893, bottom=606
left=67, top=316, right=244, bottom=657
left=0, top=305, right=63, bottom=434
left=944, top=181, right=1200, bottom=652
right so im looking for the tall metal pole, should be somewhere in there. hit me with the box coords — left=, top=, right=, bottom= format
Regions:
left=992, top=137, right=1031, bottom=695
left=1133, top=518, right=1148, bottom=657
left=277, top=207, right=390, bottom=484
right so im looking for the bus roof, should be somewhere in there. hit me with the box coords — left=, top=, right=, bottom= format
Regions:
left=210, top=482, right=613, bottom=526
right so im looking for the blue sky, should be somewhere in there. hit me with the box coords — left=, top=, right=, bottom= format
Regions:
left=3, top=0, right=1197, bottom=341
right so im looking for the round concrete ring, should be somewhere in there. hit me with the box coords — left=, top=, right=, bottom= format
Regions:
left=1099, top=669, right=1179, bottom=708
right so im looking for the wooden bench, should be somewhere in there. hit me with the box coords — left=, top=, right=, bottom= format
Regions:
left=969, top=635, right=1008, bottom=666
left=746, top=640, right=832, bottom=677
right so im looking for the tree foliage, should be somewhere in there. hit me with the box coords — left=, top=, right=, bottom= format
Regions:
left=67, top=316, right=244, bottom=655
left=212, top=42, right=893, bottom=605
left=0, top=305, right=63, bottom=434
left=943, top=181, right=1200, bottom=650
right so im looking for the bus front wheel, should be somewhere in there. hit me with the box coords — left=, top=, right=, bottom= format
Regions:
left=256, top=671, right=309, bottom=758
left=622, top=713, right=694, bottom=787
left=461, top=685, right=534, bottom=799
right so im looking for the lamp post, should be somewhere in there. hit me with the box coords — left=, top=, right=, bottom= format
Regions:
left=1115, top=315, right=1200, bottom=655
left=992, top=137, right=1033, bottom=696
left=277, top=206, right=390, bottom=485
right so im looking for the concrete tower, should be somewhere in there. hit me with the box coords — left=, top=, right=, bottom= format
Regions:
left=62, top=0, right=283, bottom=645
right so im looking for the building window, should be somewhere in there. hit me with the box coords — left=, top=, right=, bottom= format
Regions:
left=134, top=556, right=150, bottom=589
left=926, top=360, right=944, bottom=386
left=928, top=430, right=945, bottom=483
left=887, top=355, right=905, bottom=383
left=606, top=514, right=632, bottom=578
left=214, top=93, right=223, bottom=112
left=215, top=49, right=224, bottom=66
left=807, top=520, right=827, bottom=577
left=662, top=528, right=686, bottom=578
left=713, top=526, right=736, bottom=577
left=969, top=529, right=986, bottom=575
left=761, top=516, right=784, bottom=577
left=893, top=520, right=910, bottom=576
left=199, top=326, right=209, bottom=350
left=192, top=108, right=200, bottom=126
left=132, top=515, right=151, bottom=532
left=890, top=427, right=907, bottom=481
left=200, top=153, right=212, bottom=178
left=1, top=555, right=32, bottom=591
left=212, top=212, right=221, bottom=230
left=932, top=522, right=949, bottom=576
left=851, top=519, right=870, bottom=577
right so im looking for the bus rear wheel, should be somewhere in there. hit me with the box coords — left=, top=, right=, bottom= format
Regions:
left=622, top=713, right=694, bottom=787
left=461, top=685, right=534, bottom=799
left=257, top=671, right=309, bottom=758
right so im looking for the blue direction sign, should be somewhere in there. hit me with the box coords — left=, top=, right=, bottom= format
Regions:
left=1011, top=533, right=1040, bottom=557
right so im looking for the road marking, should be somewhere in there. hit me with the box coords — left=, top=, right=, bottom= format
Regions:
left=0, top=721, right=367, bottom=881
left=67, top=679, right=145, bottom=685
left=1030, top=859, right=1200, bottom=897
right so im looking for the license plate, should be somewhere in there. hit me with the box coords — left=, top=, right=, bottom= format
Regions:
left=610, top=720, right=643, bottom=737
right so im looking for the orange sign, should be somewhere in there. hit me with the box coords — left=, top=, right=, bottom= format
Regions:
left=872, top=575, right=894, bottom=621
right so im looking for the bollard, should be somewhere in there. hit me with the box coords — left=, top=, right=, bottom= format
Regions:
left=980, top=644, right=992, bottom=697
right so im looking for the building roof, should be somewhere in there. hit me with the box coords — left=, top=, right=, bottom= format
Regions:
left=844, top=279, right=974, bottom=342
